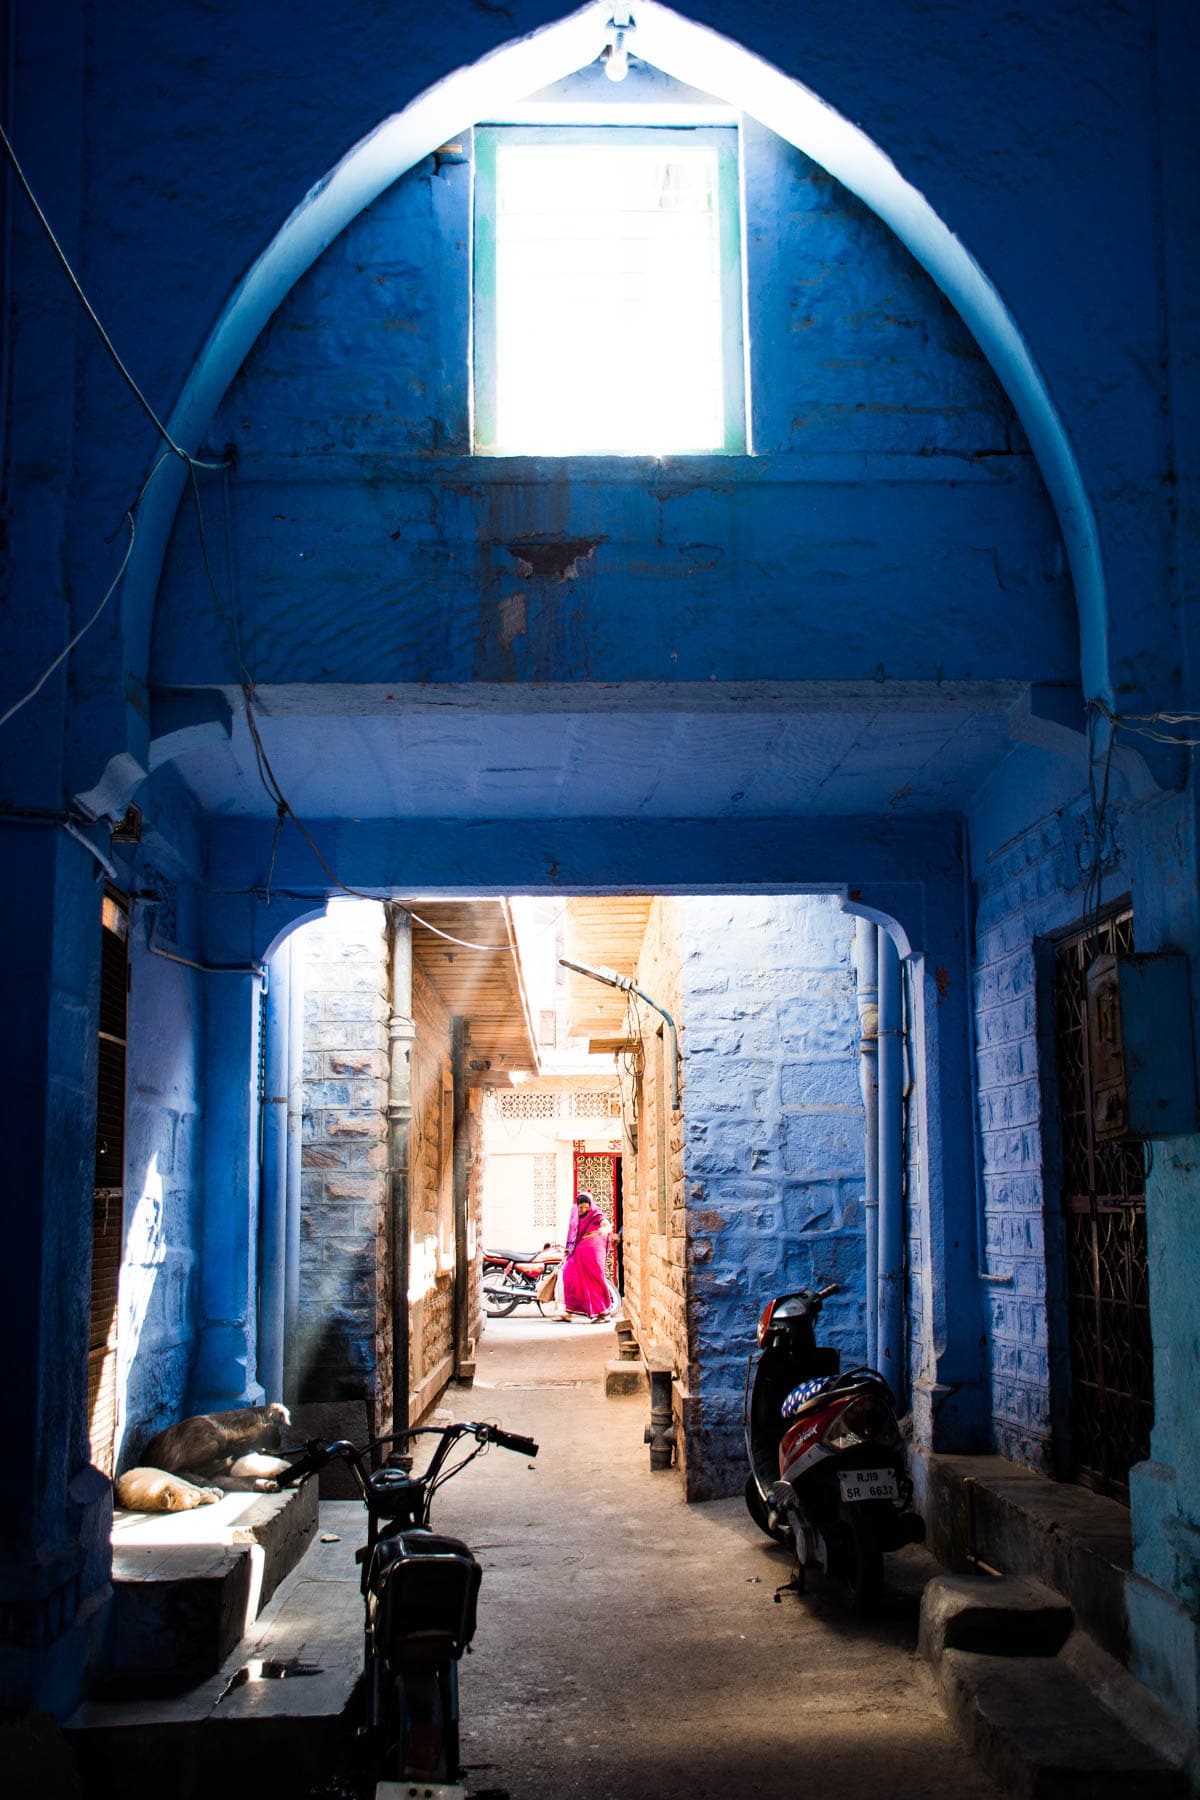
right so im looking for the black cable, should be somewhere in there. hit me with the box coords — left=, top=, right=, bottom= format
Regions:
left=0, top=118, right=225, bottom=472
left=1083, top=700, right=1117, bottom=958
left=0, top=510, right=136, bottom=729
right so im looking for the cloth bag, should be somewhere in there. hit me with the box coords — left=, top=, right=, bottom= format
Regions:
left=536, top=1267, right=559, bottom=1305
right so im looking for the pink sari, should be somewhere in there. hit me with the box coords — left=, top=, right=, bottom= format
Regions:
left=561, top=1200, right=612, bottom=1317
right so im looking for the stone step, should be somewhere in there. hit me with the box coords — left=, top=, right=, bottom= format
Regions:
left=97, top=1482, right=319, bottom=1699
left=67, top=1502, right=366, bottom=1797
left=919, top=1452, right=1134, bottom=1667
left=919, top=1572, right=1074, bottom=1661
left=935, top=1648, right=1190, bottom=1799
left=604, top=1358, right=647, bottom=1397
left=100, top=1542, right=253, bottom=1700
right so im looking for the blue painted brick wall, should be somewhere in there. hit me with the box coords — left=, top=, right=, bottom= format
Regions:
left=970, top=761, right=1127, bottom=1473
left=676, top=895, right=864, bottom=1497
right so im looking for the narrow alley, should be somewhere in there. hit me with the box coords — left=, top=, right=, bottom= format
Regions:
left=429, top=1319, right=1000, bottom=1800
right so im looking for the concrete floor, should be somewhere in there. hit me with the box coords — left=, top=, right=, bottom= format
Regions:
left=426, top=1315, right=1001, bottom=1799
left=66, top=1316, right=1005, bottom=1798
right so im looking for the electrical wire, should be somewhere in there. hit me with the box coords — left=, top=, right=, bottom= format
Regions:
left=0, top=509, right=136, bottom=729
left=1092, top=696, right=1200, bottom=748
left=0, top=444, right=181, bottom=734
left=409, top=913, right=511, bottom=952
left=1083, top=700, right=1117, bottom=954
left=0, top=118, right=225, bottom=472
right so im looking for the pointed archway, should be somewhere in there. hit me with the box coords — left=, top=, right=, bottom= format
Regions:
left=108, top=0, right=1107, bottom=823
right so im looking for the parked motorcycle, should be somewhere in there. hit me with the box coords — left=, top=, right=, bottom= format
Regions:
left=482, top=1242, right=563, bottom=1317
left=276, top=1417, right=537, bottom=1798
left=744, top=1282, right=923, bottom=1612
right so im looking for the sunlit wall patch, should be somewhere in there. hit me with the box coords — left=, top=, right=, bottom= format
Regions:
left=473, top=125, right=746, bottom=455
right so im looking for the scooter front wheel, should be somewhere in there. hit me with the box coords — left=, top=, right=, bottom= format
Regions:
left=744, top=1474, right=791, bottom=1546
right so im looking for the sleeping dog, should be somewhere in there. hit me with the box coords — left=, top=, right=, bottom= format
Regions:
left=115, top=1403, right=292, bottom=1513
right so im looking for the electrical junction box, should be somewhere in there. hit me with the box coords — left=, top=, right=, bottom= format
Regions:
left=1085, top=952, right=1198, bottom=1142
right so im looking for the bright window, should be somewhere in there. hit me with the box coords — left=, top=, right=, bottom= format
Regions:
left=473, top=127, right=746, bottom=455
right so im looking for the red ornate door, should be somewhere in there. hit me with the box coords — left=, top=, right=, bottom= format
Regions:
left=574, top=1149, right=620, bottom=1286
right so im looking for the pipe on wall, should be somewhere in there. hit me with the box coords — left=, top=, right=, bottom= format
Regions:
left=283, top=933, right=305, bottom=1406
left=388, top=906, right=415, bottom=1433
left=877, top=924, right=905, bottom=1405
left=854, top=919, right=880, bottom=1371
left=258, top=937, right=290, bottom=1401
left=451, top=1017, right=472, bottom=1379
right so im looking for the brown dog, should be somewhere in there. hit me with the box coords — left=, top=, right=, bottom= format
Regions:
left=140, top=1402, right=291, bottom=1493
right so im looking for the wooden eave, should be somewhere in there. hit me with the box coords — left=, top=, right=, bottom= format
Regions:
left=562, top=896, right=655, bottom=1052
left=403, top=898, right=539, bottom=1083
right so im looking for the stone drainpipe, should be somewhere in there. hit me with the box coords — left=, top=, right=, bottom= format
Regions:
left=388, top=906, right=415, bottom=1435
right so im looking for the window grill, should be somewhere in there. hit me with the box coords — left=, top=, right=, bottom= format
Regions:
left=571, top=1089, right=620, bottom=1120
left=495, top=1088, right=558, bottom=1120
left=532, top=1154, right=557, bottom=1229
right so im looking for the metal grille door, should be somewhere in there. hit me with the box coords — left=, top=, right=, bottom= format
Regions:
left=1054, top=911, right=1153, bottom=1499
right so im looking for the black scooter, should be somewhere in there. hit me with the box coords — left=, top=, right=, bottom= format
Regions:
left=744, top=1283, right=923, bottom=1612
left=277, top=1418, right=536, bottom=1798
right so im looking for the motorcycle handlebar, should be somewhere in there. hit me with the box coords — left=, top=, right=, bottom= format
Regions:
left=485, top=1426, right=539, bottom=1458
left=274, top=1438, right=348, bottom=1487
left=276, top=1422, right=538, bottom=1483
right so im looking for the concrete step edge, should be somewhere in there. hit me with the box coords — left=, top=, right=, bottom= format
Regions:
left=919, top=1570, right=1073, bottom=1661
left=935, top=1647, right=1191, bottom=1799
left=1060, top=1626, right=1200, bottom=1790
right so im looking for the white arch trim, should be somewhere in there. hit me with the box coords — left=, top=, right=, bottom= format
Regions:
left=124, top=1, right=1107, bottom=704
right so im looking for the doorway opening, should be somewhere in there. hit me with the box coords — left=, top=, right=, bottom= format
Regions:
left=254, top=887, right=943, bottom=1505
left=471, top=891, right=903, bottom=1499
left=88, top=887, right=129, bottom=1477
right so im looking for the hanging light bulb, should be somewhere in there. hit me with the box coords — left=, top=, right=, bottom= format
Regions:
left=604, top=11, right=633, bottom=82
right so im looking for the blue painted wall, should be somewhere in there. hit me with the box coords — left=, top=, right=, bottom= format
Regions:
left=115, top=806, right=208, bottom=1470
left=148, top=100, right=1072, bottom=707
left=678, top=895, right=865, bottom=1495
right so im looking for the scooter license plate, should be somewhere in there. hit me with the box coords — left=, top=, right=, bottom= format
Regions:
left=838, top=1467, right=898, bottom=1503
left=375, top=1784, right=467, bottom=1800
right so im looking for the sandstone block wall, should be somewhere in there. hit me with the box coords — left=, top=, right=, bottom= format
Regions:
left=620, top=898, right=688, bottom=1375
left=410, top=966, right=456, bottom=1416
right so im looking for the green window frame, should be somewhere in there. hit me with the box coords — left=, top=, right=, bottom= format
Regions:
left=473, top=124, right=747, bottom=456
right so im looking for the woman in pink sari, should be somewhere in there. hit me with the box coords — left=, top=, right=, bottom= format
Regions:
left=560, top=1191, right=613, bottom=1321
